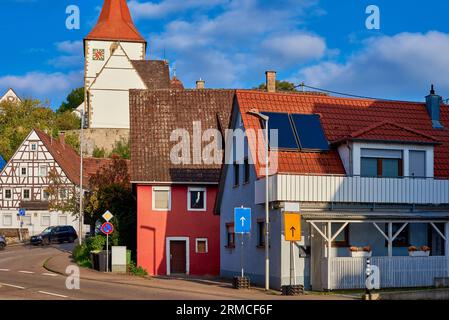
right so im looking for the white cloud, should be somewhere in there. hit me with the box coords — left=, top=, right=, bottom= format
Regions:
left=129, top=0, right=228, bottom=19
left=0, top=70, right=83, bottom=98
left=48, top=40, right=83, bottom=69
left=149, top=0, right=327, bottom=88
left=261, top=34, right=326, bottom=65
left=296, top=31, right=449, bottom=101
left=55, top=40, right=83, bottom=54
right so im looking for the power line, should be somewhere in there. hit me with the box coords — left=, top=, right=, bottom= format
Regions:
left=294, top=82, right=411, bottom=102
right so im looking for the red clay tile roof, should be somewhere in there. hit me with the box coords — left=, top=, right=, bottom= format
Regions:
left=34, top=129, right=116, bottom=187
left=85, top=0, right=146, bottom=43
left=131, top=61, right=171, bottom=89
left=236, top=90, right=449, bottom=178
left=334, top=120, right=439, bottom=145
left=129, top=89, right=235, bottom=183
left=170, top=76, right=185, bottom=90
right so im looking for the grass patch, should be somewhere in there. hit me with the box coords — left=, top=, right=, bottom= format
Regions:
left=128, top=261, right=148, bottom=277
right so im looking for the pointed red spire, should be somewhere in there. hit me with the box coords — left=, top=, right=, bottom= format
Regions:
left=85, top=0, right=146, bottom=43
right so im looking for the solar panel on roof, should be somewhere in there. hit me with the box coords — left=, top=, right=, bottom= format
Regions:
left=291, top=114, right=329, bottom=151
left=261, top=112, right=299, bottom=150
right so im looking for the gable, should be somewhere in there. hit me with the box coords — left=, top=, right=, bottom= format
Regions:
left=89, top=45, right=146, bottom=91
left=0, top=88, right=21, bottom=103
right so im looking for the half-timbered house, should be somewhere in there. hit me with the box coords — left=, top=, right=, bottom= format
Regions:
left=0, top=129, right=109, bottom=236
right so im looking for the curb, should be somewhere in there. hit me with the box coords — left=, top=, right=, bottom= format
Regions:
left=41, top=255, right=273, bottom=299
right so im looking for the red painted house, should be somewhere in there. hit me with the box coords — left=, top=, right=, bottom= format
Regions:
left=130, top=89, right=234, bottom=276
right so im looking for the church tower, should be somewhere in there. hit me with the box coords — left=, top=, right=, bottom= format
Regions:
left=84, top=0, right=146, bottom=127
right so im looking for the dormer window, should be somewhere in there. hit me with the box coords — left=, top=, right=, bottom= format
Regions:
left=360, top=149, right=403, bottom=178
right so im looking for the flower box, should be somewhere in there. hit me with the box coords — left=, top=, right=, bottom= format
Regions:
left=350, top=251, right=372, bottom=258
left=409, top=251, right=430, bottom=257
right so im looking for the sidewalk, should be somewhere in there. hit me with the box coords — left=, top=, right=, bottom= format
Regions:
left=44, top=251, right=353, bottom=300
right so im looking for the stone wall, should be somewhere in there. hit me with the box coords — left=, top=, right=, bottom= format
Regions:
left=67, top=128, right=129, bottom=156
left=0, top=228, right=30, bottom=243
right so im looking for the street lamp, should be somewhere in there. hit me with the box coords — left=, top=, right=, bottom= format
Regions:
left=74, top=109, right=85, bottom=245
left=247, top=110, right=270, bottom=291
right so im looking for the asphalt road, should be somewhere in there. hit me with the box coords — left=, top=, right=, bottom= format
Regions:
left=0, top=243, right=241, bottom=300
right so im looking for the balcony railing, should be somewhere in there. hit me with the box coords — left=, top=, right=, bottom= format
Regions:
left=255, top=174, right=449, bottom=205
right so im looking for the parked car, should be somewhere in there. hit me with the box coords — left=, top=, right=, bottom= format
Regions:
left=0, top=235, right=6, bottom=250
left=30, top=226, right=78, bottom=246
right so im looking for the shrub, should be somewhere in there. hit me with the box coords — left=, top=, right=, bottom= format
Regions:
left=92, top=147, right=106, bottom=158
left=128, top=261, right=148, bottom=277
left=86, top=235, right=106, bottom=252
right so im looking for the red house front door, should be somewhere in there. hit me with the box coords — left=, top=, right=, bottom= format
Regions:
left=170, top=241, right=186, bottom=274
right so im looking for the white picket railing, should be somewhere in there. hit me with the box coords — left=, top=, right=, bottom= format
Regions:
left=326, top=256, right=447, bottom=289
left=255, top=175, right=449, bottom=205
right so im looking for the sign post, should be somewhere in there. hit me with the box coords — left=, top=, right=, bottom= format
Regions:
left=234, top=207, right=251, bottom=280
left=101, top=211, right=114, bottom=273
left=18, top=208, right=26, bottom=242
left=284, top=213, right=301, bottom=286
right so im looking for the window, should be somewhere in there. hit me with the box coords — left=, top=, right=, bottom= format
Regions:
left=385, top=223, right=410, bottom=247
left=226, top=223, right=235, bottom=248
left=39, top=165, right=48, bottom=177
left=409, top=150, right=426, bottom=177
left=59, top=188, right=68, bottom=200
left=23, top=189, right=31, bottom=200
left=41, top=215, right=51, bottom=226
left=4, top=189, right=12, bottom=200
left=30, top=143, right=38, bottom=151
left=243, top=158, right=250, bottom=184
left=188, top=187, right=206, bottom=211
left=233, top=162, right=240, bottom=186
left=257, top=221, right=266, bottom=247
left=22, top=215, right=32, bottom=226
left=360, top=149, right=403, bottom=178
left=3, top=215, right=12, bottom=226
left=152, top=187, right=171, bottom=211
left=20, top=166, right=27, bottom=177
left=196, top=238, right=208, bottom=253
left=59, top=215, right=68, bottom=226
left=331, top=223, right=349, bottom=247
left=42, top=190, right=50, bottom=201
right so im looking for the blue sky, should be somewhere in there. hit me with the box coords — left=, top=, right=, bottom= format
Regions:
left=1, top=0, right=449, bottom=109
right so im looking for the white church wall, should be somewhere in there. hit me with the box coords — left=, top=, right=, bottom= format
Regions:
left=89, top=90, right=133, bottom=129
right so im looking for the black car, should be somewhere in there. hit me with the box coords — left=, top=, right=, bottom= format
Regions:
left=30, top=226, right=78, bottom=245
left=0, top=235, right=6, bottom=250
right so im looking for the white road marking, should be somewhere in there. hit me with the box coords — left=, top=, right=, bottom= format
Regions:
left=0, top=269, right=10, bottom=272
left=37, top=291, right=68, bottom=298
left=18, top=271, right=34, bottom=274
left=0, top=283, right=25, bottom=290
left=42, top=273, right=58, bottom=277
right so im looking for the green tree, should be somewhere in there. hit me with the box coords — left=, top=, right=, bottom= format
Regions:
left=256, top=80, right=298, bottom=92
left=57, top=87, right=84, bottom=113
left=0, top=99, right=79, bottom=161
left=85, top=156, right=136, bottom=253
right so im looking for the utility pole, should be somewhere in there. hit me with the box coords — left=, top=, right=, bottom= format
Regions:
left=247, top=110, right=270, bottom=290
left=76, top=109, right=85, bottom=245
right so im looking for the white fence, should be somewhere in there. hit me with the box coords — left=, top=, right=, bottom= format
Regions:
left=326, top=256, right=447, bottom=289
left=255, top=175, right=449, bottom=205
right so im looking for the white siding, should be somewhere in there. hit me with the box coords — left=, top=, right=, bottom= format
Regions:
left=255, top=174, right=449, bottom=205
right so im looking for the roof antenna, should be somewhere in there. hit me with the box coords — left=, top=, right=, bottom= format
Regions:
left=430, top=84, right=435, bottom=95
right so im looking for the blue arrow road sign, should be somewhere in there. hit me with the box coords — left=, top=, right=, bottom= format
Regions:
left=18, top=208, right=26, bottom=217
left=234, top=207, right=251, bottom=234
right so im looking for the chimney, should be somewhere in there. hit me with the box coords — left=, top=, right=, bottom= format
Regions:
left=196, top=79, right=205, bottom=89
left=425, top=84, right=444, bottom=129
left=265, top=71, right=276, bottom=93
left=59, top=131, right=66, bottom=147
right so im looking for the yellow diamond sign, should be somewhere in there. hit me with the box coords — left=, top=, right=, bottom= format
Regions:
left=102, top=210, right=114, bottom=222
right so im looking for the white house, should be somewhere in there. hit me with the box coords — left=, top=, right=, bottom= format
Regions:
left=0, top=88, right=21, bottom=104
left=217, top=74, right=449, bottom=291
left=0, top=129, right=110, bottom=236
